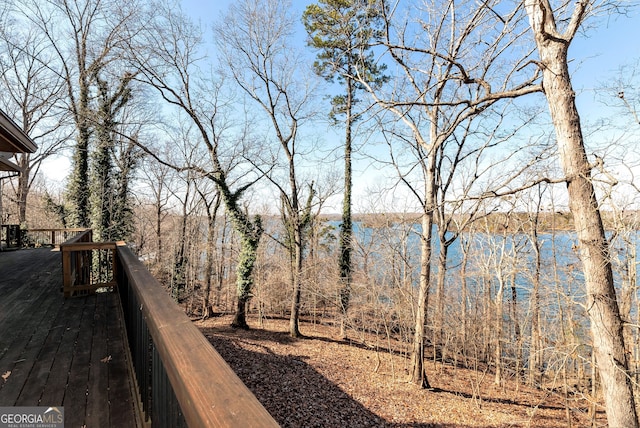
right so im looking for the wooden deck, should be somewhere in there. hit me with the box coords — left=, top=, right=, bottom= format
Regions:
left=0, top=248, right=138, bottom=427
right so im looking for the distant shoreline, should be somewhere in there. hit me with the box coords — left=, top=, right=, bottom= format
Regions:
left=318, top=211, right=639, bottom=233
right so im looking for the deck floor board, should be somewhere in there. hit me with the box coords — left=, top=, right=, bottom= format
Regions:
left=0, top=248, right=138, bottom=427
left=86, top=292, right=109, bottom=424
left=0, top=274, right=62, bottom=404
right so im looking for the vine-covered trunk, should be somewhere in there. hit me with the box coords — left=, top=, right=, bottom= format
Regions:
left=339, top=77, right=354, bottom=339
left=289, top=227, right=303, bottom=337
left=71, top=122, right=91, bottom=227
left=231, top=231, right=261, bottom=329
left=68, top=72, right=92, bottom=228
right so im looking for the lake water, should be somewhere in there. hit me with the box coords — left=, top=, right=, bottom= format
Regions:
left=347, top=221, right=638, bottom=311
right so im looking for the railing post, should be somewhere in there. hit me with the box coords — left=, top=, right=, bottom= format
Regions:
left=62, top=247, right=71, bottom=298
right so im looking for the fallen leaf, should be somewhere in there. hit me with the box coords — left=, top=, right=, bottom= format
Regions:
left=198, top=315, right=607, bottom=428
left=100, top=355, right=112, bottom=363
left=2, top=371, right=10, bottom=382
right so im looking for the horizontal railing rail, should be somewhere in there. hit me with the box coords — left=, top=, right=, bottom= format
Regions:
left=61, top=228, right=93, bottom=244
left=59, top=230, right=278, bottom=426
left=26, top=227, right=88, bottom=247
left=0, top=226, right=89, bottom=249
left=116, top=246, right=278, bottom=427
left=115, top=245, right=278, bottom=427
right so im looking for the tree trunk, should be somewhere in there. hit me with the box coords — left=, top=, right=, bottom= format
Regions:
left=72, top=121, right=91, bottom=227
left=460, top=235, right=470, bottom=362
left=0, top=180, right=3, bottom=226
left=215, top=215, right=229, bottom=308
left=155, top=197, right=163, bottom=267
left=201, top=193, right=221, bottom=319
left=411, top=211, right=433, bottom=389
left=16, top=154, right=30, bottom=224
left=173, top=181, right=190, bottom=300
left=434, top=238, right=448, bottom=362
left=68, top=69, right=92, bottom=228
left=620, top=236, right=636, bottom=379
left=510, top=268, right=522, bottom=379
left=526, top=3, right=638, bottom=425
left=231, top=229, right=261, bottom=330
left=232, top=297, right=249, bottom=330
left=202, top=210, right=216, bottom=319
left=482, top=276, right=491, bottom=363
left=494, top=276, right=504, bottom=386
left=339, top=77, right=354, bottom=339
left=214, top=174, right=263, bottom=330
left=631, top=242, right=639, bottom=392
left=289, top=227, right=303, bottom=338
left=528, top=226, right=542, bottom=386
left=409, top=111, right=440, bottom=389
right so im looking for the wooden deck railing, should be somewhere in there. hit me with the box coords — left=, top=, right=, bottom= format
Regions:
left=1, top=226, right=88, bottom=249
left=60, top=232, right=278, bottom=427
left=26, top=227, right=88, bottom=247
left=0, top=224, right=21, bottom=248
left=59, top=229, right=123, bottom=297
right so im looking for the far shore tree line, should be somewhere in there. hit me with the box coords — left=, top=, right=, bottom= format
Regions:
left=0, top=0, right=639, bottom=426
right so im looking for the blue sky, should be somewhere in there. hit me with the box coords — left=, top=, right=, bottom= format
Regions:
left=108, top=0, right=638, bottom=214
left=180, top=0, right=639, bottom=116
left=41, top=0, right=640, bottom=210
left=570, top=10, right=640, bottom=108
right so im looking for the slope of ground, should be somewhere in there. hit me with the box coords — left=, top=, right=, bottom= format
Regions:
left=196, top=315, right=604, bottom=427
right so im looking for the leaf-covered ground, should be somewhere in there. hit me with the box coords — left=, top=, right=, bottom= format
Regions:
left=196, top=316, right=605, bottom=427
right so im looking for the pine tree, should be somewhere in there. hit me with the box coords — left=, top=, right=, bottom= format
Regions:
left=303, top=0, right=387, bottom=337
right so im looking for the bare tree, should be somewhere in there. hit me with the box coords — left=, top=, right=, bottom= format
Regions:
left=20, top=0, right=141, bottom=228
left=0, top=11, right=70, bottom=224
left=431, top=110, right=535, bottom=365
left=525, top=1, right=638, bottom=425
left=138, top=152, right=174, bottom=273
left=215, top=0, right=320, bottom=337
left=523, top=184, right=547, bottom=387
left=194, top=177, right=222, bottom=319
left=611, top=59, right=640, bottom=126
left=166, top=140, right=199, bottom=302
left=355, top=0, right=542, bottom=388
left=128, top=1, right=264, bottom=329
